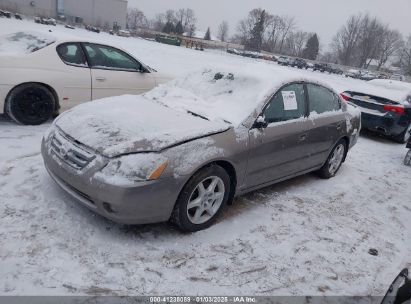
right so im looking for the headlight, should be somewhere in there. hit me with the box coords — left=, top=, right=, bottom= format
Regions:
left=96, top=153, right=168, bottom=184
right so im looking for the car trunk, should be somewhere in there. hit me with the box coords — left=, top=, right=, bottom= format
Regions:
left=342, top=91, right=400, bottom=115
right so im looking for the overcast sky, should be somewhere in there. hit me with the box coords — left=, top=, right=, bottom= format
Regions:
left=128, top=0, right=410, bottom=49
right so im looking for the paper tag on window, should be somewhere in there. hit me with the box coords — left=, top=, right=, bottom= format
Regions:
left=281, top=91, right=298, bottom=110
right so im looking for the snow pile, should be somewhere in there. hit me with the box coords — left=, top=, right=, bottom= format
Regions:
left=54, top=95, right=229, bottom=157
left=0, top=31, right=56, bottom=55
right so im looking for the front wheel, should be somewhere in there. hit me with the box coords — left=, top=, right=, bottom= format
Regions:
left=170, top=165, right=231, bottom=232
left=6, top=84, right=55, bottom=125
left=317, top=140, right=347, bottom=179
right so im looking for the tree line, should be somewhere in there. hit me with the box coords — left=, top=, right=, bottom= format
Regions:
left=126, top=7, right=411, bottom=75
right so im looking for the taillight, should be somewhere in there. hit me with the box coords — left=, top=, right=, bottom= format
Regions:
left=383, top=104, right=405, bottom=114
left=340, top=92, right=351, bottom=102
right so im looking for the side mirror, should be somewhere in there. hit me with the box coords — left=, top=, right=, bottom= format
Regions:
left=253, top=115, right=268, bottom=129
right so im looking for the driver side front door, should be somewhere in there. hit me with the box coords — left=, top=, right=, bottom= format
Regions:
left=243, top=83, right=313, bottom=190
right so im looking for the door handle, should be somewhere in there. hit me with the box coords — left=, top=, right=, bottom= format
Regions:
left=299, top=134, right=307, bottom=141
left=96, top=77, right=106, bottom=82
left=336, top=123, right=342, bottom=130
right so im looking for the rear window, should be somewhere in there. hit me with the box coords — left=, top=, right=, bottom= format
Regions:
left=0, top=32, right=56, bottom=55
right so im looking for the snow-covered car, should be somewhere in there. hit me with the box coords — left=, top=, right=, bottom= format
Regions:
left=42, top=69, right=361, bottom=232
left=341, top=79, right=411, bottom=143
left=0, top=31, right=172, bottom=125
left=118, top=30, right=131, bottom=37
left=346, top=69, right=360, bottom=78
left=277, top=56, right=291, bottom=66
left=391, top=74, right=405, bottom=82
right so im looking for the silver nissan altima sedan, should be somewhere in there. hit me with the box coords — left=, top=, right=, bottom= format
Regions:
left=42, top=69, right=361, bottom=232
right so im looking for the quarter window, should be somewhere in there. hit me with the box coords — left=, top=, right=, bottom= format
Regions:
left=263, top=83, right=306, bottom=123
left=83, top=43, right=141, bottom=71
left=307, top=84, right=341, bottom=114
left=56, top=43, right=87, bottom=67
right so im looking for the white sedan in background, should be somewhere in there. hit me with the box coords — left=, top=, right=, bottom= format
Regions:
left=0, top=31, right=172, bottom=125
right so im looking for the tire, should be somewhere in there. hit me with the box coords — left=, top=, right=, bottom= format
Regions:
left=170, top=165, right=231, bottom=232
left=317, top=140, right=347, bottom=179
left=393, top=124, right=411, bottom=144
left=404, top=150, right=411, bottom=166
left=6, top=83, right=55, bottom=125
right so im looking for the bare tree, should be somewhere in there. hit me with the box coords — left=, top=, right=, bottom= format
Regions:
left=175, top=8, right=197, bottom=35
left=165, top=9, right=177, bottom=23
left=331, top=14, right=364, bottom=66
left=278, top=16, right=295, bottom=53
left=127, top=7, right=148, bottom=30
left=151, top=13, right=166, bottom=32
left=376, top=28, right=403, bottom=69
left=218, top=21, right=229, bottom=42
left=265, top=15, right=283, bottom=52
left=400, top=35, right=411, bottom=75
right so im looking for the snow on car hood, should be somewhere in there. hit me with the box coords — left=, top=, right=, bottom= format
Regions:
left=55, top=95, right=230, bottom=157
left=0, top=31, right=56, bottom=56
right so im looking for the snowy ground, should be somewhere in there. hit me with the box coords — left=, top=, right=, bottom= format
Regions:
left=0, top=18, right=411, bottom=296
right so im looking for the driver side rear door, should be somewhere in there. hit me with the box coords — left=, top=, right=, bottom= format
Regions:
left=82, top=43, right=155, bottom=100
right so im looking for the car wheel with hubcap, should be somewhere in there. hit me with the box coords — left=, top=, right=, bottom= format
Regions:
left=171, top=165, right=230, bottom=232
left=6, top=84, right=55, bottom=125
left=317, top=140, right=347, bottom=179
left=394, top=124, right=411, bottom=144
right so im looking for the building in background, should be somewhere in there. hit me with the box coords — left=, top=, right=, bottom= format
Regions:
left=0, top=0, right=127, bottom=29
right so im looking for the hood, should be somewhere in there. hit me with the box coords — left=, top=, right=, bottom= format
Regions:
left=55, top=95, right=230, bottom=157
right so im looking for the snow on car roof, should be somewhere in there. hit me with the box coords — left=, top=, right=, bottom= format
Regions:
left=144, top=68, right=334, bottom=126
left=0, top=31, right=56, bottom=55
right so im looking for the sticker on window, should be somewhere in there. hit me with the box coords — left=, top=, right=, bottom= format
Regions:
left=281, top=91, right=298, bottom=110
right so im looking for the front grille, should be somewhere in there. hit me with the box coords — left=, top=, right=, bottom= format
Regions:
left=50, top=130, right=96, bottom=170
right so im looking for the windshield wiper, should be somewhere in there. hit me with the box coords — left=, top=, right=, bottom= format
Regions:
left=187, top=110, right=209, bottom=121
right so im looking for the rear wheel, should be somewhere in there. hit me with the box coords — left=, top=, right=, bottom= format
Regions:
left=6, top=84, right=55, bottom=125
left=393, top=124, right=411, bottom=144
left=404, top=150, right=411, bottom=166
left=170, top=165, right=230, bottom=232
left=317, top=140, right=347, bottom=179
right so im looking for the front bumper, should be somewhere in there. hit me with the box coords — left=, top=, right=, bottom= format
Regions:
left=41, top=136, right=187, bottom=225
left=361, top=111, right=410, bottom=137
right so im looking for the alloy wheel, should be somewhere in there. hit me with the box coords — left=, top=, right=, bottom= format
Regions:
left=187, top=176, right=225, bottom=225
left=328, top=144, right=345, bottom=175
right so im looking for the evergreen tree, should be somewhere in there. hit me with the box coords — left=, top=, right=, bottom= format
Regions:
left=175, top=21, right=184, bottom=35
left=302, top=34, right=320, bottom=60
left=204, top=27, right=211, bottom=40
left=246, top=10, right=266, bottom=51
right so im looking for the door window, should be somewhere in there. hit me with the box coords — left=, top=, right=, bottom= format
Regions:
left=263, top=83, right=306, bottom=123
left=307, top=84, right=341, bottom=114
left=56, top=43, right=87, bottom=67
left=84, top=43, right=141, bottom=71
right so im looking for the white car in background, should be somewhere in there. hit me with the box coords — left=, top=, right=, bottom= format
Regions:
left=0, top=31, right=172, bottom=125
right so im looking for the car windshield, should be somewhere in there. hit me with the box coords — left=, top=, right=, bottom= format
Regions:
left=0, top=31, right=55, bottom=55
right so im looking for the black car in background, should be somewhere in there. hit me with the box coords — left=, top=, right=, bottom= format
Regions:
left=341, top=83, right=411, bottom=143
left=313, top=63, right=332, bottom=73
left=290, top=58, right=309, bottom=69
